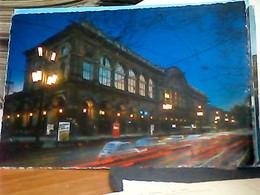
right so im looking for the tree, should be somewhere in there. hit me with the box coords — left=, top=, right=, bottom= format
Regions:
left=230, top=104, right=252, bottom=129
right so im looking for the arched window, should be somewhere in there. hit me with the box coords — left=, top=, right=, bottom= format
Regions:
left=61, top=44, right=71, bottom=56
left=148, top=79, right=154, bottom=98
left=83, top=62, right=93, bottom=80
left=82, top=100, right=94, bottom=120
left=99, top=57, right=111, bottom=86
left=139, top=75, right=146, bottom=96
left=128, top=70, right=136, bottom=93
left=114, top=64, right=125, bottom=90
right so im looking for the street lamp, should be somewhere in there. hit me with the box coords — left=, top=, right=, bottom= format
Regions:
left=196, top=105, right=204, bottom=131
left=31, top=70, right=58, bottom=143
left=37, top=46, right=57, bottom=62
left=32, top=71, right=43, bottom=82
left=30, top=46, right=59, bottom=143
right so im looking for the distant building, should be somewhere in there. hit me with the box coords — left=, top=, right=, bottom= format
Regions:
left=162, top=67, right=208, bottom=130
left=2, top=21, right=208, bottom=139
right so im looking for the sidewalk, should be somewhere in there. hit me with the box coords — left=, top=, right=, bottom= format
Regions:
left=2, top=133, right=144, bottom=149
left=0, top=128, right=202, bottom=153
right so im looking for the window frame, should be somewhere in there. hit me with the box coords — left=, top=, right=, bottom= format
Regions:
left=148, top=79, right=154, bottom=98
left=139, top=75, right=146, bottom=96
left=83, top=61, right=93, bottom=80
left=114, top=63, right=125, bottom=90
left=128, top=69, right=136, bottom=93
left=99, top=57, right=111, bottom=86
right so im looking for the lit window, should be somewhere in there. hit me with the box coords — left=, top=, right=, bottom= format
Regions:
left=164, top=92, right=170, bottom=99
left=83, top=62, right=93, bottom=80
left=128, top=70, right=136, bottom=93
left=139, top=75, right=146, bottom=96
left=99, top=57, right=111, bottom=86
left=148, top=79, right=154, bottom=98
left=114, top=64, right=125, bottom=90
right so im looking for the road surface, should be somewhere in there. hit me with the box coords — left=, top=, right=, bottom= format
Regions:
left=0, top=130, right=253, bottom=169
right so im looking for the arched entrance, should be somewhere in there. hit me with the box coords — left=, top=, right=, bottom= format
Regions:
left=47, top=95, right=66, bottom=132
left=114, top=103, right=127, bottom=135
left=97, top=100, right=113, bottom=135
left=78, top=99, right=95, bottom=135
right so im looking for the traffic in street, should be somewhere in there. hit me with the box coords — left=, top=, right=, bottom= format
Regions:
left=0, top=129, right=253, bottom=169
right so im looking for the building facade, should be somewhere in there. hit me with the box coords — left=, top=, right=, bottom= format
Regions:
left=2, top=21, right=208, bottom=140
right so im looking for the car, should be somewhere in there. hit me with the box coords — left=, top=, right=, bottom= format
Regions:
left=134, top=137, right=165, bottom=151
left=162, top=135, right=185, bottom=143
left=186, top=134, right=201, bottom=141
left=97, top=141, right=139, bottom=159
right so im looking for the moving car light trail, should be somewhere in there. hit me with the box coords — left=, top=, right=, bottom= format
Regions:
left=74, top=133, right=252, bottom=168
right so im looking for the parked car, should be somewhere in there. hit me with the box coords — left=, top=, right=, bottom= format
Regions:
left=97, top=141, right=139, bottom=159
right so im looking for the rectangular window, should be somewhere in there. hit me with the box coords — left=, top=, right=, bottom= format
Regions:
left=83, top=62, right=92, bottom=80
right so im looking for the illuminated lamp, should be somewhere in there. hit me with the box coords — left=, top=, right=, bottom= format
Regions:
left=37, top=46, right=43, bottom=57
left=50, top=51, right=57, bottom=62
left=32, top=71, right=43, bottom=82
left=162, top=104, right=172, bottom=110
left=47, top=74, right=58, bottom=85
left=197, top=111, right=204, bottom=116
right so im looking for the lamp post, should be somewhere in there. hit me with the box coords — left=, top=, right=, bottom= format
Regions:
left=31, top=70, right=58, bottom=143
left=31, top=46, right=58, bottom=144
left=196, top=105, right=204, bottom=131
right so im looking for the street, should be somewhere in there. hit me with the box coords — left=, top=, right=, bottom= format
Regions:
left=0, top=129, right=253, bottom=169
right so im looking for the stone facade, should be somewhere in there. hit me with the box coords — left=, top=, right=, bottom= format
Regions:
left=2, top=21, right=208, bottom=139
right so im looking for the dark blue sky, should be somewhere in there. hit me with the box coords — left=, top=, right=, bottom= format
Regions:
left=7, top=2, right=249, bottom=111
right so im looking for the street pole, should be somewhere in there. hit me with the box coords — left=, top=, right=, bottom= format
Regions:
left=35, top=88, right=44, bottom=144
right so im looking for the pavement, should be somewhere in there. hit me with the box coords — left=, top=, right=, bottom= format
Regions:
left=0, top=127, right=232, bottom=150
left=1, top=133, right=144, bottom=149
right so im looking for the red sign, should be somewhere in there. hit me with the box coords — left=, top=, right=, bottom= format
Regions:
left=112, top=123, right=120, bottom=138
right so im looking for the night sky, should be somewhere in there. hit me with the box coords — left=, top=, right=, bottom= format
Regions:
left=7, top=1, right=249, bottom=111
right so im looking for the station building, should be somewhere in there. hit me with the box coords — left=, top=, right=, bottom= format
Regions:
left=2, top=21, right=208, bottom=139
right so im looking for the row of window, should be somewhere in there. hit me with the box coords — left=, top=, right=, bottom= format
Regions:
left=83, top=57, right=154, bottom=98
